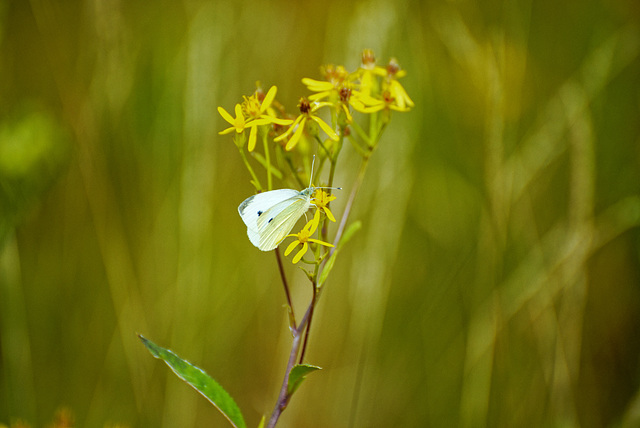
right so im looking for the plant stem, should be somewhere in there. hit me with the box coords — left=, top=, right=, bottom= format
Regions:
left=263, top=133, right=272, bottom=190
left=266, top=302, right=314, bottom=428
left=321, top=143, right=340, bottom=244
left=332, top=150, right=372, bottom=252
left=238, top=147, right=262, bottom=191
left=274, top=249, right=295, bottom=326
left=298, top=280, right=317, bottom=364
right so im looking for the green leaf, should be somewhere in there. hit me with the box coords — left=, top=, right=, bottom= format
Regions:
left=318, top=250, right=337, bottom=288
left=339, top=220, right=362, bottom=247
left=139, top=335, right=247, bottom=428
left=257, top=416, right=266, bottom=428
left=318, top=220, right=361, bottom=287
left=287, top=364, right=321, bottom=396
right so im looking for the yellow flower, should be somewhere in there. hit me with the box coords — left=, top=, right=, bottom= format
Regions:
left=383, top=58, right=414, bottom=109
left=243, top=85, right=292, bottom=126
left=218, top=86, right=293, bottom=151
left=350, top=55, right=413, bottom=114
left=284, top=211, right=334, bottom=263
left=385, top=80, right=413, bottom=110
left=312, top=189, right=337, bottom=222
left=351, top=89, right=411, bottom=114
left=218, top=103, right=251, bottom=134
left=349, top=92, right=386, bottom=114
left=355, top=49, right=387, bottom=97
left=302, top=64, right=352, bottom=102
left=274, top=98, right=339, bottom=151
left=303, top=65, right=373, bottom=123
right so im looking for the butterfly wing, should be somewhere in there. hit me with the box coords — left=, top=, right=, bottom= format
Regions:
left=238, top=189, right=302, bottom=250
left=245, top=225, right=262, bottom=248
left=238, top=189, right=299, bottom=227
left=255, top=197, right=311, bottom=251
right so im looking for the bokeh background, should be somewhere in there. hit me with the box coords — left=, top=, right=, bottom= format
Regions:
left=1, top=0, right=640, bottom=427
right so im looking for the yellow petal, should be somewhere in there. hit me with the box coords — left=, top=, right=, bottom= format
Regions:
left=308, top=238, right=334, bottom=248
left=249, top=118, right=271, bottom=126
left=310, top=116, right=339, bottom=141
left=308, top=91, right=331, bottom=101
left=390, top=80, right=414, bottom=108
left=341, top=104, right=353, bottom=123
left=261, top=86, right=277, bottom=113
left=324, top=206, right=336, bottom=222
left=218, top=126, right=237, bottom=135
left=217, top=106, right=235, bottom=124
left=248, top=126, right=258, bottom=152
left=307, top=210, right=320, bottom=234
left=310, top=101, right=334, bottom=111
left=292, top=243, right=308, bottom=263
left=274, top=116, right=302, bottom=142
left=285, top=118, right=307, bottom=151
left=284, top=240, right=299, bottom=256
left=234, top=104, right=244, bottom=120
left=263, top=115, right=293, bottom=126
left=302, top=78, right=333, bottom=92
left=373, top=66, right=387, bottom=77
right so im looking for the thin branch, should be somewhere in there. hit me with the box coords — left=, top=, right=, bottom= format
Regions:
left=332, top=151, right=371, bottom=252
left=298, top=281, right=317, bottom=364
left=274, top=248, right=295, bottom=326
left=238, top=145, right=262, bottom=192
left=263, top=132, right=272, bottom=190
left=266, top=301, right=314, bottom=428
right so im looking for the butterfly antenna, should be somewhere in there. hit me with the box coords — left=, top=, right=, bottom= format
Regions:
left=309, top=154, right=316, bottom=188
left=308, top=154, right=341, bottom=191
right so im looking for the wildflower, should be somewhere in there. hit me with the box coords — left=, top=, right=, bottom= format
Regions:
left=348, top=91, right=385, bottom=115
left=274, top=98, right=339, bottom=151
left=302, top=64, right=351, bottom=102
left=351, top=58, right=414, bottom=114
left=312, top=189, right=337, bottom=222
left=303, top=65, right=374, bottom=123
left=218, top=103, right=251, bottom=134
left=243, top=85, right=293, bottom=127
left=351, top=90, right=411, bottom=114
left=383, top=58, right=414, bottom=110
left=355, top=49, right=387, bottom=97
left=218, top=86, right=292, bottom=151
left=284, top=212, right=334, bottom=263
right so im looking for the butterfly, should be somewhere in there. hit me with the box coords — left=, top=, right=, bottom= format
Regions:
left=238, top=158, right=339, bottom=251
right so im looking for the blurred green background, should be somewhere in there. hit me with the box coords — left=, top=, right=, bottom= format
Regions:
left=1, top=0, right=640, bottom=427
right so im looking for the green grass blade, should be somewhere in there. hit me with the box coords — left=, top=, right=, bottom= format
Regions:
left=139, top=335, right=247, bottom=428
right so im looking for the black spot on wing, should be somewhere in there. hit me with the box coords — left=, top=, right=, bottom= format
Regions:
left=257, top=210, right=263, bottom=216
left=268, top=218, right=274, bottom=223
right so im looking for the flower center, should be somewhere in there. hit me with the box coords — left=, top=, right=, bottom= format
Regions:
left=339, top=87, right=352, bottom=103
left=298, top=98, right=311, bottom=114
left=297, top=229, right=311, bottom=242
left=361, top=49, right=376, bottom=69
left=386, top=58, right=400, bottom=77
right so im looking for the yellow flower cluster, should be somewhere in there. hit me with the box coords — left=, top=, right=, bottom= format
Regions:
left=218, top=85, right=293, bottom=152
left=218, top=50, right=412, bottom=263
left=217, top=49, right=412, bottom=154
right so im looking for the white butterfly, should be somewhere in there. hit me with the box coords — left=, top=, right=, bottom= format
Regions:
left=238, top=159, right=339, bottom=251
left=238, top=187, right=316, bottom=251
